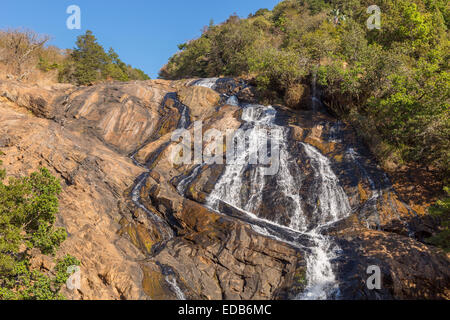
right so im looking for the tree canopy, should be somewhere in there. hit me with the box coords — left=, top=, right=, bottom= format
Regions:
left=160, top=0, right=449, bottom=181
left=0, top=159, right=79, bottom=300
left=59, top=30, right=150, bottom=85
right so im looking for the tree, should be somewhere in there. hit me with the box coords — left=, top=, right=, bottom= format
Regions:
left=59, top=30, right=150, bottom=84
left=0, top=161, right=79, bottom=300
left=159, top=0, right=449, bottom=181
left=426, top=187, right=450, bottom=252
left=70, top=30, right=109, bottom=85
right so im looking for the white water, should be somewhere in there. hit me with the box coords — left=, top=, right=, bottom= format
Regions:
left=300, top=231, right=339, bottom=299
left=226, top=95, right=239, bottom=106
left=193, top=78, right=219, bottom=89
left=302, top=143, right=351, bottom=227
left=207, top=105, right=284, bottom=214
left=205, top=99, right=352, bottom=299
left=293, top=143, right=350, bottom=299
left=165, top=276, right=186, bottom=300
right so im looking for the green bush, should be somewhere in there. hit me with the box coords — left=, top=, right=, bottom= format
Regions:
left=0, top=161, right=79, bottom=300
left=426, top=187, right=450, bottom=252
left=160, top=0, right=449, bottom=180
left=59, top=30, right=150, bottom=85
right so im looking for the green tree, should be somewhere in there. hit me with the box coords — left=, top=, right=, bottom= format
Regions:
left=0, top=160, right=79, bottom=300
left=71, top=30, right=109, bottom=85
left=160, top=0, right=449, bottom=180
left=59, top=30, right=150, bottom=84
left=426, top=187, right=450, bottom=252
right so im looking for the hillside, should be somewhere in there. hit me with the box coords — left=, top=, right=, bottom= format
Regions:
left=160, top=0, right=449, bottom=185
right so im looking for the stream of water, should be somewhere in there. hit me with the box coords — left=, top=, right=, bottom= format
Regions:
left=190, top=78, right=351, bottom=299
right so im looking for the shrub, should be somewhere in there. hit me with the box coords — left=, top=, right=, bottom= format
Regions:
left=0, top=161, right=79, bottom=300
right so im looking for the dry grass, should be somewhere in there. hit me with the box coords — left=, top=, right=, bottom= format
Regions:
left=0, top=28, right=65, bottom=84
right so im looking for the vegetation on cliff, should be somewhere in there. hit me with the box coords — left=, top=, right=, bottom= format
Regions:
left=58, top=30, right=150, bottom=85
left=160, top=0, right=449, bottom=183
left=426, top=187, right=450, bottom=252
left=0, top=29, right=150, bottom=85
left=0, top=158, right=79, bottom=300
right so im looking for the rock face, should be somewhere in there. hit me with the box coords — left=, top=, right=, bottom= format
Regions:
left=0, top=78, right=448, bottom=300
left=144, top=200, right=305, bottom=300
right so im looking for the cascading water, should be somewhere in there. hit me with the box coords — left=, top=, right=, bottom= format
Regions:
left=203, top=102, right=351, bottom=299
left=193, top=77, right=219, bottom=89
left=301, top=143, right=351, bottom=227
left=296, top=143, right=351, bottom=300
left=207, top=104, right=288, bottom=218
left=187, top=75, right=353, bottom=300
left=165, top=276, right=186, bottom=300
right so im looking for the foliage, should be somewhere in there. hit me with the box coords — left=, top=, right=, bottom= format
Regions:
left=160, top=0, right=449, bottom=179
left=426, top=187, right=450, bottom=252
left=59, top=30, right=150, bottom=85
left=0, top=29, right=50, bottom=80
left=0, top=28, right=150, bottom=84
left=0, top=161, right=79, bottom=300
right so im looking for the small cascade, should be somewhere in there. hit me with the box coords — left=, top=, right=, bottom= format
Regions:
left=177, top=165, right=203, bottom=195
left=207, top=104, right=285, bottom=215
left=226, top=95, right=239, bottom=106
left=347, top=147, right=381, bottom=228
left=301, top=143, right=351, bottom=228
left=165, top=276, right=186, bottom=300
left=297, top=143, right=351, bottom=299
left=192, top=78, right=219, bottom=89
left=299, top=231, right=339, bottom=300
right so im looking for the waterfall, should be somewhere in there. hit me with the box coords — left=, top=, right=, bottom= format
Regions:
left=299, top=231, right=339, bottom=300
left=166, top=78, right=354, bottom=299
left=165, top=276, right=186, bottom=300
left=226, top=95, right=239, bottom=106
left=193, top=78, right=219, bottom=89
left=204, top=98, right=351, bottom=299
left=301, top=143, right=351, bottom=228
left=297, top=143, right=351, bottom=300
left=207, top=104, right=284, bottom=214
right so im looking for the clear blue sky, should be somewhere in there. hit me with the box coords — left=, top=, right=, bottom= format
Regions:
left=0, top=0, right=280, bottom=78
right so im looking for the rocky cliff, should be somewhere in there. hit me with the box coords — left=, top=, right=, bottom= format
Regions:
left=0, top=78, right=448, bottom=300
